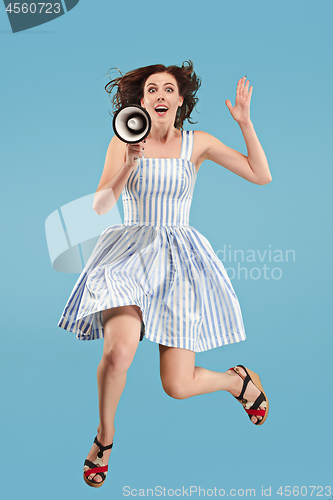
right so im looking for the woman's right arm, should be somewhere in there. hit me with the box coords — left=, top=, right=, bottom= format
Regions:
left=93, top=136, right=144, bottom=215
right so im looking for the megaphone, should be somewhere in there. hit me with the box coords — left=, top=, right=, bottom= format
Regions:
left=112, top=104, right=151, bottom=144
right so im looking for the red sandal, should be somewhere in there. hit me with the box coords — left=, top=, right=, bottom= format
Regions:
left=229, top=365, right=269, bottom=425
left=83, top=436, right=113, bottom=488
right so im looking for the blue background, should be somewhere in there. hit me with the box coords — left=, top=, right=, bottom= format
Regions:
left=1, top=0, right=332, bottom=498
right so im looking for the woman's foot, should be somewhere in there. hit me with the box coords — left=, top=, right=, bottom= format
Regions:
left=226, top=366, right=267, bottom=424
left=85, top=433, right=114, bottom=484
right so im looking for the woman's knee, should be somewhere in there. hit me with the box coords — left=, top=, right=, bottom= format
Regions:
left=101, top=305, right=142, bottom=371
left=102, top=343, right=136, bottom=372
left=159, top=345, right=195, bottom=399
left=161, top=377, right=189, bottom=400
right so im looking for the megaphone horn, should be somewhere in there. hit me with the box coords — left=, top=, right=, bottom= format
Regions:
left=112, top=104, right=151, bottom=144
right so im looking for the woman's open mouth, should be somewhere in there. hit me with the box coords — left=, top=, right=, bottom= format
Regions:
left=155, top=106, right=168, bottom=116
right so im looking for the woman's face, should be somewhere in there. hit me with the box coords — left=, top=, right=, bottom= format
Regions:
left=140, top=72, right=183, bottom=126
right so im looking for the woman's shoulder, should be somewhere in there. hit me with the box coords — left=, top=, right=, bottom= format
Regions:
left=193, top=130, right=215, bottom=140
left=190, top=131, right=217, bottom=170
left=192, top=130, right=217, bottom=154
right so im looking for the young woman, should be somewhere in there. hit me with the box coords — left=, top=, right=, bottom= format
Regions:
left=57, top=61, right=272, bottom=488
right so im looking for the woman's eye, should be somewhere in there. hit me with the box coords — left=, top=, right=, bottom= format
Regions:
left=166, top=88, right=173, bottom=92
left=148, top=88, right=156, bottom=93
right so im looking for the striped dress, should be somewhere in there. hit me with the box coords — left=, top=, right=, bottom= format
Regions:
left=57, top=130, right=246, bottom=352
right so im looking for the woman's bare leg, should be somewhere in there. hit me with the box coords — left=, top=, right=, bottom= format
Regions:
left=159, top=345, right=266, bottom=424
left=85, top=305, right=142, bottom=483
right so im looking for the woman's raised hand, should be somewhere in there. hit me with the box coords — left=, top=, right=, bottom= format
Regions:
left=225, top=76, right=253, bottom=125
left=125, top=140, right=146, bottom=170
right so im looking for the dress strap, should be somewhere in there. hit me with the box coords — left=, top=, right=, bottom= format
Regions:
left=179, top=130, right=194, bottom=162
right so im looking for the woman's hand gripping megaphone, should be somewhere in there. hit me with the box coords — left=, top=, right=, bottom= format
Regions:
left=124, top=140, right=146, bottom=169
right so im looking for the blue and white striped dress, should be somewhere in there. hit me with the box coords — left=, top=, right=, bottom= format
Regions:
left=57, top=130, right=246, bottom=352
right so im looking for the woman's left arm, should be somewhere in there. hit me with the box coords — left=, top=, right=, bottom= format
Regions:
left=197, top=76, right=272, bottom=185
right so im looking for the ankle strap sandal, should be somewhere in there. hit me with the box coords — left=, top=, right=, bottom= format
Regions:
left=229, top=365, right=269, bottom=425
left=83, top=436, right=113, bottom=488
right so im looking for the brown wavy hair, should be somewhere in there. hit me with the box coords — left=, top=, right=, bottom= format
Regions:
left=105, top=60, right=201, bottom=130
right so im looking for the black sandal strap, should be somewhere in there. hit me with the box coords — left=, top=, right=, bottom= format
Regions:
left=84, top=459, right=106, bottom=484
left=94, top=436, right=113, bottom=458
left=84, top=459, right=107, bottom=481
left=246, top=393, right=266, bottom=423
left=248, top=392, right=266, bottom=411
left=84, top=459, right=99, bottom=469
left=236, top=374, right=251, bottom=401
